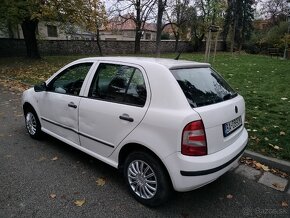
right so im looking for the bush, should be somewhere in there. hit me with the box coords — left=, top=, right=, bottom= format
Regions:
left=244, top=21, right=289, bottom=54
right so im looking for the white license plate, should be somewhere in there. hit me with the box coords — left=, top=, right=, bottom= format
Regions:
left=223, top=116, right=242, bottom=137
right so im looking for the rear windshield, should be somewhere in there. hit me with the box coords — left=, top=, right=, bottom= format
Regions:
left=171, top=67, right=237, bottom=108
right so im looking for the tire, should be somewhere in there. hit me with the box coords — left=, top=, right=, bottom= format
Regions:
left=24, top=108, right=42, bottom=139
left=123, top=151, right=172, bottom=207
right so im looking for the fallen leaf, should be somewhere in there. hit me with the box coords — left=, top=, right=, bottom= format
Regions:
left=226, top=194, right=233, bottom=199
left=280, top=131, right=286, bottom=136
left=269, top=144, right=282, bottom=150
left=37, top=157, right=46, bottom=162
left=264, top=137, right=269, bottom=141
left=256, top=163, right=269, bottom=172
left=96, top=177, right=106, bottom=186
left=281, top=201, right=288, bottom=207
left=74, top=199, right=85, bottom=207
left=272, top=183, right=284, bottom=189
left=262, top=127, right=267, bottom=131
left=253, top=129, right=257, bottom=132
left=50, top=194, right=56, bottom=199
left=281, top=97, right=288, bottom=100
left=51, top=156, right=58, bottom=161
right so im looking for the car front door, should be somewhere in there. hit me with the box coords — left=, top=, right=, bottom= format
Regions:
left=79, top=62, right=150, bottom=157
left=39, top=62, right=94, bottom=145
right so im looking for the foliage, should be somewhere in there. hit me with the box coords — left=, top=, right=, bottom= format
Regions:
left=0, top=0, right=107, bottom=58
left=163, top=0, right=226, bottom=51
left=223, top=0, right=255, bottom=51
left=0, top=53, right=289, bottom=160
left=245, top=22, right=289, bottom=54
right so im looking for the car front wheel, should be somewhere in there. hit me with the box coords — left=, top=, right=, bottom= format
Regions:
left=24, top=109, right=42, bottom=139
left=124, top=151, right=172, bottom=207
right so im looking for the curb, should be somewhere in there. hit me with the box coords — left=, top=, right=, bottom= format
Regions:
left=243, top=150, right=290, bottom=174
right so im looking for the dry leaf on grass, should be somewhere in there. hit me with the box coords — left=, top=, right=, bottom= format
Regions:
left=269, top=144, right=282, bottom=150
left=280, top=131, right=286, bottom=136
left=74, top=199, right=85, bottom=207
left=281, top=201, right=288, bottom=207
left=96, top=177, right=106, bottom=186
left=226, top=194, right=233, bottom=199
left=51, top=156, right=58, bottom=161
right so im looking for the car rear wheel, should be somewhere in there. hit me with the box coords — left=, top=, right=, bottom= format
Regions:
left=123, top=151, right=172, bottom=207
left=25, top=109, right=42, bottom=139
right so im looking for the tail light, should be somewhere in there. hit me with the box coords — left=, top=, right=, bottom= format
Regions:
left=182, top=120, right=207, bottom=156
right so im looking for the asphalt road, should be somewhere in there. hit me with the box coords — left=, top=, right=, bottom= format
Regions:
left=0, top=84, right=289, bottom=218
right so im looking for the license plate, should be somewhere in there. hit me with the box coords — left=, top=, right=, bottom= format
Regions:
left=223, top=116, right=242, bottom=137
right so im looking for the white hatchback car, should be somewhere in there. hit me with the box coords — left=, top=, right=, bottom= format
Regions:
left=22, top=57, right=248, bottom=206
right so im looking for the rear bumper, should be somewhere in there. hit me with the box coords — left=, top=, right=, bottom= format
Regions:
left=163, top=128, right=248, bottom=192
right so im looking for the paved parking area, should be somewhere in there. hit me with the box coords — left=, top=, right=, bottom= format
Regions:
left=0, top=84, right=289, bottom=217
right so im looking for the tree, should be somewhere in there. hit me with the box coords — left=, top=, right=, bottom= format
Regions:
left=155, top=0, right=167, bottom=56
left=259, top=0, right=288, bottom=26
left=222, top=0, right=255, bottom=52
left=164, top=0, right=190, bottom=52
left=81, top=0, right=107, bottom=56
left=113, top=0, right=157, bottom=54
left=0, top=0, right=107, bottom=58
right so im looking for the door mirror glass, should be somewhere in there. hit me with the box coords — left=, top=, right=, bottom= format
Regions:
left=34, top=82, right=47, bottom=92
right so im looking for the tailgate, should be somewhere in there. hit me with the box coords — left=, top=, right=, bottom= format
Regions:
left=193, top=95, right=245, bottom=154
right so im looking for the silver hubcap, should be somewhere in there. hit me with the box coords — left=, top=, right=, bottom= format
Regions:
left=26, top=112, right=37, bottom=135
left=127, top=160, right=157, bottom=199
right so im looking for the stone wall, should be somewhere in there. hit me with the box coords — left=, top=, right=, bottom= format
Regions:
left=0, top=39, right=223, bottom=57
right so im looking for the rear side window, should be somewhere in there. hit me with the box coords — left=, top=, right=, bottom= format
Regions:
left=171, top=68, right=237, bottom=107
left=89, top=63, right=147, bottom=107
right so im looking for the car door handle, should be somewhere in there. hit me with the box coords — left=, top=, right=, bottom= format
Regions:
left=68, top=102, right=77, bottom=109
left=119, top=114, right=134, bottom=122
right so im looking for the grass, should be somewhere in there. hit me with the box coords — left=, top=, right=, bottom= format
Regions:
left=0, top=53, right=289, bottom=161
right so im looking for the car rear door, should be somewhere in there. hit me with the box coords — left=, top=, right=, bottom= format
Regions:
left=39, top=62, right=94, bottom=145
left=79, top=62, right=150, bottom=157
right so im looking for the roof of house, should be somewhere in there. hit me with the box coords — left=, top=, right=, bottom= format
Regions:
left=101, top=14, right=157, bottom=32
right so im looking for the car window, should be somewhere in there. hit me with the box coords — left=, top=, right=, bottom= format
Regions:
left=171, top=67, right=237, bottom=108
left=89, top=63, right=147, bottom=107
left=48, top=63, right=93, bottom=96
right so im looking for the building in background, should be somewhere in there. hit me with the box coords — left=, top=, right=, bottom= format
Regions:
left=99, top=15, right=156, bottom=41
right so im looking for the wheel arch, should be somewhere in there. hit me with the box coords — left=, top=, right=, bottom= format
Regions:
left=23, top=102, right=36, bottom=114
left=118, top=143, right=173, bottom=187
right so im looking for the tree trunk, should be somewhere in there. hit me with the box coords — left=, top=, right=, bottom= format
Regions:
left=174, top=33, right=180, bottom=52
left=7, top=21, right=14, bottom=38
left=134, top=0, right=141, bottom=54
left=134, top=27, right=142, bottom=54
left=155, top=0, right=166, bottom=57
left=21, top=19, right=40, bottom=59
left=96, top=28, right=103, bottom=56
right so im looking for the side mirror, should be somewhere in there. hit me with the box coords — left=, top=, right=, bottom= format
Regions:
left=34, top=82, right=47, bottom=92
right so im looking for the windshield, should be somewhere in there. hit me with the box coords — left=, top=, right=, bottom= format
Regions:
left=171, top=67, right=237, bottom=108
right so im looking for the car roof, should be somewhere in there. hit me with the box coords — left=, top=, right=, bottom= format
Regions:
left=77, top=56, right=210, bottom=70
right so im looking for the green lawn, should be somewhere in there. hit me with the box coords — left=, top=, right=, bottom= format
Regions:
left=0, top=53, right=289, bottom=161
